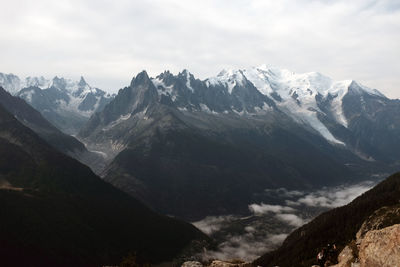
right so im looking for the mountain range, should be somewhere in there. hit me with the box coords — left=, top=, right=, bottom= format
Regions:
left=1, top=65, right=400, bottom=264
left=0, top=87, right=106, bottom=173
left=0, top=73, right=114, bottom=134
left=76, top=66, right=400, bottom=220
left=3, top=67, right=400, bottom=220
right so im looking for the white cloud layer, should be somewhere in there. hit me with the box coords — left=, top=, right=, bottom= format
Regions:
left=193, top=181, right=376, bottom=261
left=195, top=214, right=289, bottom=261
left=296, top=182, right=374, bottom=208
left=248, top=203, right=295, bottom=215
left=0, top=0, right=399, bottom=97
left=192, top=215, right=237, bottom=235
left=249, top=181, right=375, bottom=226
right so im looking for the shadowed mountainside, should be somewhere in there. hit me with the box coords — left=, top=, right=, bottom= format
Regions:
left=0, top=103, right=207, bottom=267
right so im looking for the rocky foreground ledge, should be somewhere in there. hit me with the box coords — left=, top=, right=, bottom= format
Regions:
left=182, top=260, right=251, bottom=267
left=183, top=220, right=400, bottom=267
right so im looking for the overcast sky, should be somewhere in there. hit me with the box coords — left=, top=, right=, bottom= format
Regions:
left=1, top=0, right=399, bottom=97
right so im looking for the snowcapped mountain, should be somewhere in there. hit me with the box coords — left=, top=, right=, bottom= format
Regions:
left=19, top=76, right=114, bottom=115
left=151, top=66, right=385, bottom=145
left=0, top=73, right=22, bottom=95
left=79, top=66, right=399, bottom=219
left=0, top=73, right=52, bottom=94
left=0, top=72, right=114, bottom=134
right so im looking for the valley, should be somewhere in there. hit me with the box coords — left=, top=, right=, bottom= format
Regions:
left=1, top=66, right=399, bottom=265
left=192, top=180, right=377, bottom=261
left=1, top=1, right=399, bottom=265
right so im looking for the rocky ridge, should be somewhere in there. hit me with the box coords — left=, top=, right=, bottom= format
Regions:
left=0, top=72, right=114, bottom=134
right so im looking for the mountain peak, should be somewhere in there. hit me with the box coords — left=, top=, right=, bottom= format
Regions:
left=131, top=70, right=151, bottom=87
left=207, top=68, right=246, bottom=93
left=78, top=76, right=87, bottom=86
left=181, top=69, right=190, bottom=75
left=24, top=76, right=51, bottom=89
left=348, top=80, right=385, bottom=98
left=179, top=69, right=194, bottom=80
left=51, top=76, right=69, bottom=91
left=0, top=72, right=21, bottom=95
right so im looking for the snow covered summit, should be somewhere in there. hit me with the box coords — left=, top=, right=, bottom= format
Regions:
left=0, top=72, right=114, bottom=134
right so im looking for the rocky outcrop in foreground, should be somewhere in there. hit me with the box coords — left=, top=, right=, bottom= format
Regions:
left=359, top=224, right=400, bottom=267
left=332, top=204, right=400, bottom=267
left=181, top=260, right=251, bottom=267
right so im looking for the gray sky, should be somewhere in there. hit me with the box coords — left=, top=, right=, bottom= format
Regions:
left=1, top=0, right=399, bottom=98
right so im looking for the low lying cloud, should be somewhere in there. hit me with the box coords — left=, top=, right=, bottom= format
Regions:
left=296, top=182, right=374, bottom=208
left=248, top=203, right=305, bottom=228
left=275, top=213, right=305, bottom=227
left=192, top=215, right=237, bottom=235
left=192, top=212, right=293, bottom=261
left=251, top=181, right=375, bottom=227
left=248, top=203, right=295, bottom=215
left=198, top=217, right=289, bottom=262
left=193, top=181, right=377, bottom=262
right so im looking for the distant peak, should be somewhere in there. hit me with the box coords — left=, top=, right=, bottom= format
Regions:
left=131, top=70, right=152, bottom=87
left=257, top=64, right=270, bottom=71
left=137, top=70, right=149, bottom=78
left=217, top=69, right=229, bottom=77
left=179, top=69, right=193, bottom=78
left=217, top=68, right=243, bottom=77
left=52, top=76, right=67, bottom=86
left=348, top=80, right=385, bottom=98
left=78, top=76, right=87, bottom=86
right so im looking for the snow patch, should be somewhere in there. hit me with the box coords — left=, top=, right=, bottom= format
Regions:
left=102, top=113, right=132, bottom=131
left=254, top=102, right=273, bottom=114
left=242, top=66, right=349, bottom=143
left=152, top=77, right=177, bottom=101
left=207, top=69, right=246, bottom=94
left=19, top=89, right=35, bottom=102
left=185, top=71, right=194, bottom=93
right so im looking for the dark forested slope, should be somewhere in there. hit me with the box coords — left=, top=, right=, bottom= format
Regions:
left=0, top=104, right=207, bottom=267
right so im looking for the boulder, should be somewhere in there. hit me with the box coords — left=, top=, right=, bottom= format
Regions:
left=356, top=204, right=400, bottom=243
left=208, top=260, right=251, bottom=267
left=329, top=245, right=355, bottom=267
left=182, top=261, right=204, bottom=267
left=359, top=224, right=400, bottom=267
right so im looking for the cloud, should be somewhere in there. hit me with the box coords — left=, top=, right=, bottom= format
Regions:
left=199, top=221, right=288, bottom=261
left=192, top=215, right=237, bottom=235
left=192, top=181, right=376, bottom=261
left=248, top=201, right=306, bottom=228
left=0, top=0, right=399, bottom=97
left=192, top=214, right=293, bottom=261
left=262, top=182, right=375, bottom=209
left=296, top=182, right=374, bottom=208
left=248, top=203, right=295, bottom=215
left=275, top=214, right=305, bottom=227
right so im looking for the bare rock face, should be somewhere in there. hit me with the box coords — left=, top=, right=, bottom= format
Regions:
left=359, top=224, right=400, bottom=267
left=356, top=204, right=400, bottom=243
left=181, top=261, right=203, bottom=267
left=208, top=260, right=252, bottom=267
left=330, top=245, right=355, bottom=267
